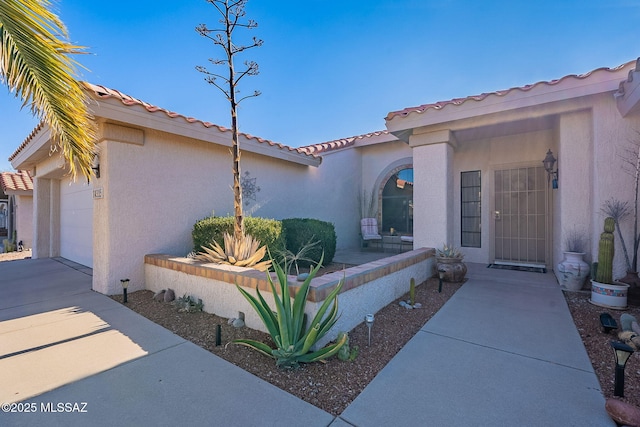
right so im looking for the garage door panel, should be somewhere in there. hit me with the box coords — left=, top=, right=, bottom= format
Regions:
left=60, top=178, right=93, bottom=267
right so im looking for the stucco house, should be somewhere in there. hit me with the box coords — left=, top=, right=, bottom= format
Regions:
left=0, top=170, right=33, bottom=249
left=8, top=57, right=640, bottom=294
left=386, top=57, right=640, bottom=280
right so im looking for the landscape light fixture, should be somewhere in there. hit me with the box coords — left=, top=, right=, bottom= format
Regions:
left=91, top=155, right=100, bottom=178
left=542, top=149, right=558, bottom=189
left=610, top=340, right=634, bottom=397
left=364, top=314, right=374, bottom=346
left=121, top=279, right=130, bottom=304
left=438, top=268, right=446, bottom=293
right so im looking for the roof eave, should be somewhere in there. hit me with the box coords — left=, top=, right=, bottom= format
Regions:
left=386, top=61, right=636, bottom=133
left=616, top=59, right=640, bottom=117
left=9, top=125, right=54, bottom=172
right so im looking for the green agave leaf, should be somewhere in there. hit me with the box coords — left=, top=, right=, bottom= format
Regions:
left=267, top=268, right=291, bottom=349
left=297, top=332, right=348, bottom=363
left=290, top=254, right=323, bottom=340
left=316, top=297, right=341, bottom=341
left=298, top=323, right=320, bottom=356
left=235, top=285, right=279, bottom=339
left=233, top=339, right=275, bottom=359
left=307, top=277, right=344, bottom=334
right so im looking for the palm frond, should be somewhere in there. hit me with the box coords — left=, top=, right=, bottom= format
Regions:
left=0, top=0, right=96, bottom=179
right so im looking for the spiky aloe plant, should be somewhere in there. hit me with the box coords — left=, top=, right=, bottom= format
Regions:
left=234, top=254, right=347, bottom=368
left=195, top=232, right=271, bottom=271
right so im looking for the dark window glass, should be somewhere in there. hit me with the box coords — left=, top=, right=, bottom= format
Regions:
left=461, top=171, right=481, bottom=247
left=382, top=168, right=413, bottom=234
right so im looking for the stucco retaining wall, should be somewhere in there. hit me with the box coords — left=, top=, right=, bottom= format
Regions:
left=144, top=248, right=434, bottom=348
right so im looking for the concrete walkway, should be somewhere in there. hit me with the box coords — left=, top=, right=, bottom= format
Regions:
left=0, top=258, right=613, bottom=426
left=336, top=262, right=613, bottom=426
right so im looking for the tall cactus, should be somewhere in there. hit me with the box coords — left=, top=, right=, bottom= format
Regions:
left=595, top=217, right=616, bottom=284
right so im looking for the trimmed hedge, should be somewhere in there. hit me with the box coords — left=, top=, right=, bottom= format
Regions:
left=281, top=218, right=336, bottom=267
left=192, top=216, right=285, bottom=255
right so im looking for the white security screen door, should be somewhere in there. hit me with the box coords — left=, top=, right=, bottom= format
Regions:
left=493, top=166, right=547, bottom=267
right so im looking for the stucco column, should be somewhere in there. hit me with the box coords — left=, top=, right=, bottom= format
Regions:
left=33, top=177, right=51, bottom=259
left=556, top=111, right=593, bottom=267
left=409, top=130, right=455, bottom=249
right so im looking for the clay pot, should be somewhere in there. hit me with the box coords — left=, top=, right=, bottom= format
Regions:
left=436, top=257, right=467, bottom=282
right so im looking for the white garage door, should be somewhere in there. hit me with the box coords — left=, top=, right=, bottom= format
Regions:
left=60, top=177, right=93, bottom=267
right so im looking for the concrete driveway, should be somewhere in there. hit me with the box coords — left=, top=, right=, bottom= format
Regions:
left=0, top=258, right=332, bottom=426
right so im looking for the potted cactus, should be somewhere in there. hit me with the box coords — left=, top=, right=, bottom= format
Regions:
left=590, top=217, right=630, bottom=309
left=435, top=244, right=467, bottom=282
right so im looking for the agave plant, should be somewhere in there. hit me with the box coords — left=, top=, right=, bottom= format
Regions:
left=195, top=232, right=271, bottom=271
left=234, top=254, right=347, bottom=368
left=273, top=237, right=322, bottom=276
left=436, top=243, right=464, bottom=259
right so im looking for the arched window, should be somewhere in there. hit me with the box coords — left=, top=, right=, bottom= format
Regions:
left=381, top=168, right=413, bottom=234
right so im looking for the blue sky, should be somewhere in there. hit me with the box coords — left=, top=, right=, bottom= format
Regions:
left=1, top=0, right=639, bottom=171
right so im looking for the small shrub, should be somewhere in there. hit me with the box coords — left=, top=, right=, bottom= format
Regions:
left=281, top=218, right=336, bottom=266
left=173, top=294, right=204, bottom=313
left=337, top=332, right=359, bottom=362
left=192, top=215, right=285, bottom=256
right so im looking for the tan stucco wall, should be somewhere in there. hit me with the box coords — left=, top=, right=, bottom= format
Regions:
left=15, top=194, right=33, bottom=249
left=93, top=127, right=243, bottom=294
left=92, top=123, right=414, bottom=294
left=591, top=96, right=640, bottom=278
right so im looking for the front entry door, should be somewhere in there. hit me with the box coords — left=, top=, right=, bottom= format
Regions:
left=493, top=166, right=548, bottom=267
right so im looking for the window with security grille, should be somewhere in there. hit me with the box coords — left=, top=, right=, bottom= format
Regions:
left=461, top=171, right=481, bottom=248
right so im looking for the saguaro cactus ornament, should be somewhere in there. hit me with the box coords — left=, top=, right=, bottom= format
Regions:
left=595, top=217, right=616, bottom=284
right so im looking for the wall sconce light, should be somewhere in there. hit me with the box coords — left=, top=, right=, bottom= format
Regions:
left=364, top=314, right=374, bottom=346
left=542, top=149, right=558, bottom=189
left=610, top=340, right=634, bottom=397
left=92, top=154, right=100, bottom=178
left=121, top=279, right=130, bottom=303
left=438, top=268, right=446, bottom=293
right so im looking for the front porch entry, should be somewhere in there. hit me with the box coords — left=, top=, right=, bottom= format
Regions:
left=493, top=165, right=548, bottom=268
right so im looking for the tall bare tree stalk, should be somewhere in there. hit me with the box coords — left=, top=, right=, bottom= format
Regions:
left=196, top=0, right=262, bottom=242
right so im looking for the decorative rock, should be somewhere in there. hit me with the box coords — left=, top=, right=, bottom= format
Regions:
left=413, top=303, right=422, bottom=308
left=227, top=318, right=235, bottom=325
left=633, top=321, right=640, bottom=336
left=405, top=304, right=413, bottom=310
left=618, top=330, right=640, bottom=351
left=297, top=273, right=310, bottom=282
left=605, top=398, right=640, bottom=427
left=153, top=290, right=166, bottom=302
left=399, top=301, right=408, bottom=308
left=621, top=313, right=637, bottom=331
left=232, top=318, right=245, bottom=328
left=164, top=288, right=175, bottom=303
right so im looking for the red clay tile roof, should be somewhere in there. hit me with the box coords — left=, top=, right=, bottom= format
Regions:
left=386, top=60, right=636, bottom=121
left=9, top=83, right=318, bottom=163
left=0, top=170, right=33, bottom=192
left=617, top=57, right=640, bottom=96
left=299, top=130, right=392, bottom=155
left=83, top=83, right=316, bottom=158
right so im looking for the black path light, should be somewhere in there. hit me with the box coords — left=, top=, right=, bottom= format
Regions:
left=121, top=279, right=130, bottom=304
left=438, top=268, right=446, bottom=293
left=610, top=340, right=634, bottom=397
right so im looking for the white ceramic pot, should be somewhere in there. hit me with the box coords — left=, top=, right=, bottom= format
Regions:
left=590, top=280, right=630, bottom=310
left=556, top=252, right=590, bottom=291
